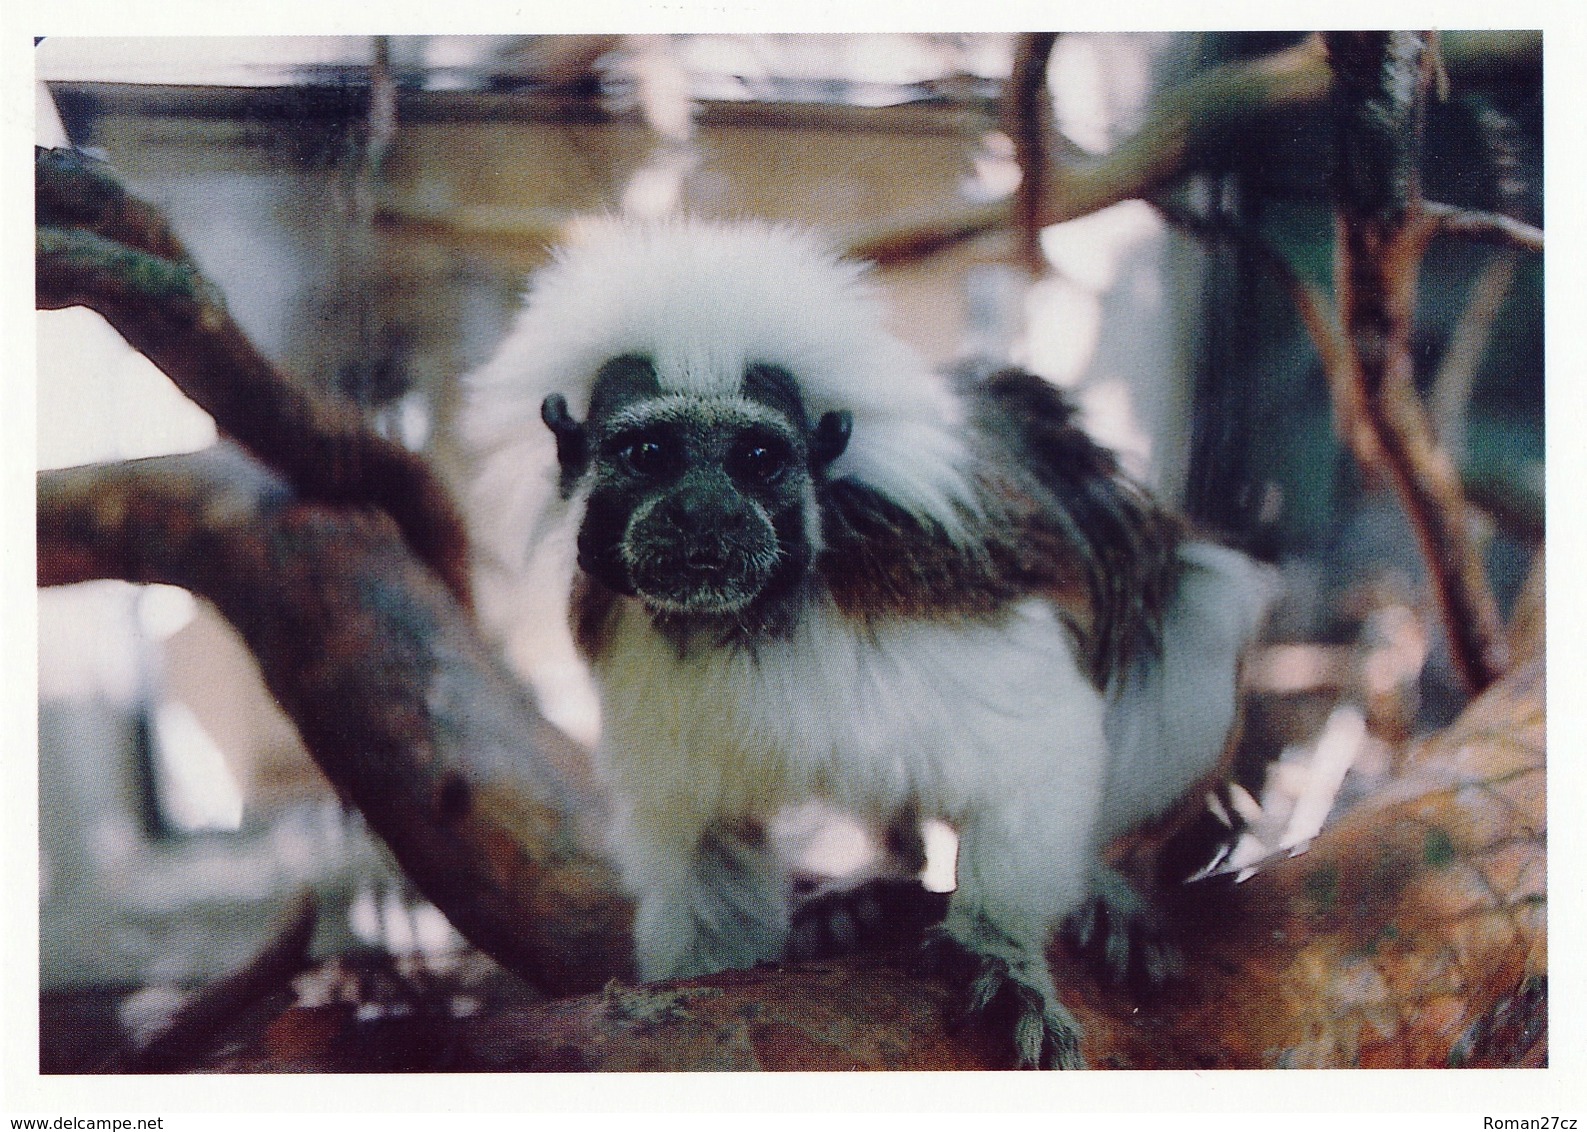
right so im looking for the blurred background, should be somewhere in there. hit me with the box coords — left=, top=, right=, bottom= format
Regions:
left=34, top=33, right=1542, bottom=1070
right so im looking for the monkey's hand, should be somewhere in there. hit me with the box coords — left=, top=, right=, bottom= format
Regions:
left=786, top=876, right=949, bottom=961
left=1063, top=863, right=1184, bottom=991
left=916, top=921, right=1086, bottom=1070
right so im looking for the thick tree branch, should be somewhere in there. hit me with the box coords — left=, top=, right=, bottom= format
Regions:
left=38, top=447, right=629, bottom=996
left=1325, top=32, right=1510, bottom=694
left=173, top=652, right=1546, bottom=1071
left=35, top=449, right=1024, bottom=1068
left=1042, top=34, right=1333, bottom=227
left=35, top=147, right=474, bottom=609
left=35, top=144, right=196, bottom=264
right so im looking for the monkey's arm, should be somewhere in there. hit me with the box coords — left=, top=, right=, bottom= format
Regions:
left=615, top=808, right=791, bottom=982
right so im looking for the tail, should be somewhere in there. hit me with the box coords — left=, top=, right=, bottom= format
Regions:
left=1097, top=542, right=1275, bottom=842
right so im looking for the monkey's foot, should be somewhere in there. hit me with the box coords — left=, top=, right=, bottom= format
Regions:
left=786, top=876, right=949, bottom=961
left=916, top=925, right=1085, bottom=1070
left=784, top=805, right=938, bottom=961
left=1063, top=865, right=1183, bottom=991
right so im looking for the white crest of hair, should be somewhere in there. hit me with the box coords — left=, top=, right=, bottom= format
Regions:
left=463, top=217, right=980, bottom=547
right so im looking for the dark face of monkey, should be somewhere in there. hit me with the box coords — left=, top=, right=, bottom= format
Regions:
left=543, top=355, right=851, bottom=628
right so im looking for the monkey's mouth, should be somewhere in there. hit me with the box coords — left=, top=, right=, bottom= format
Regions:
left=620, top=530, right=781, bottom=615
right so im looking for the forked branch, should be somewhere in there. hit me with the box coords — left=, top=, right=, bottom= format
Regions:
left=36, top=146, right=475, bottom=609
left=39, top=447, right=630, bottom=996
left=1324, top=31, right=1512, bottom=692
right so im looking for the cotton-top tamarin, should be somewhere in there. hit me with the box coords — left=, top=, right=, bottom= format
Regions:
left=464, top=220, right=1271, bottom=1068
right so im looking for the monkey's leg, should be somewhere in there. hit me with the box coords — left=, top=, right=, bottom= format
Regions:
left=919, top=916, right=1082, bottom=1070
left=881, top=804, right=929, bottom=874
left=1063, top=861, right=1184, bottom=990
left=920, top=790, right=1099, bottom=1070
left=788, top=876, right=949, bottom=960
left=786, top=805, right=944, bottom=961
left=619, top=814, right=791, bottom=982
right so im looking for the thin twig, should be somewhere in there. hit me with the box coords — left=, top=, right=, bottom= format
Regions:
left=1420, top=202, right=1544, bottom=254
left=1430, top=98, right=1533, bottom=456
left=1008, top=33, right=1059, bottom=273
left=1428, top=250, right=1520, bottom=458
left=842, top=201, right=1008, bottom=266
left=855, top=37, right=1333, bottom=269
left=1038, top=34, right=1333, bottom=228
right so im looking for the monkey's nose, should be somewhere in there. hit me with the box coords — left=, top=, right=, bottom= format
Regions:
left=714, top=507, right=759, bottom=537
left=661, top=492, right=757, bottom=537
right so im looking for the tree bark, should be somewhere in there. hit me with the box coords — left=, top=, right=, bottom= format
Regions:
left=39, top=447, right=630, bottom=996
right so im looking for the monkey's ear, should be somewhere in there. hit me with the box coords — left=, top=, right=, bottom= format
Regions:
left=811, top=410, right=852, bottom=470
left=541, top=394, right=588, bottom=477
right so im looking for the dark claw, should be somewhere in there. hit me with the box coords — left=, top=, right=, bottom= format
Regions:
left=1063, top=886, right=1185, bottom=993
left=916, top=927, right=1085, bottom=1070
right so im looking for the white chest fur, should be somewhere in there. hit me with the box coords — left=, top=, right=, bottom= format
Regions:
left=591, top=596, right=1108, bottom=834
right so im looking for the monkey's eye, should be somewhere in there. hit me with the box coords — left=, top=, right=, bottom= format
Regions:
left=726, top=433, right=793, bottom=486
left=611, top=433, right=674, bottom=478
